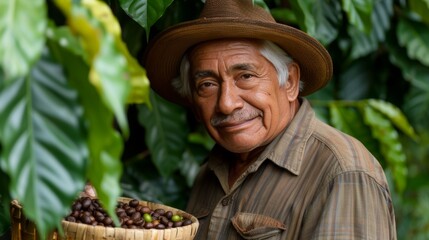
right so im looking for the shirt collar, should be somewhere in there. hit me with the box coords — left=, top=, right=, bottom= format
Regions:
left=207, top=98, right=316, bottom=176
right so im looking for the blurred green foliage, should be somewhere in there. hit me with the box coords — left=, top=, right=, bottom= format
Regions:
left=0, top=0, right=428, bottom=239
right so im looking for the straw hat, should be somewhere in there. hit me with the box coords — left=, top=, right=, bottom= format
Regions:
left=143, top=0, right=333, bottom=106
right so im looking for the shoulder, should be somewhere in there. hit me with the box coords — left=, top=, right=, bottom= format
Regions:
left=307, top=117, right=388, bottom=188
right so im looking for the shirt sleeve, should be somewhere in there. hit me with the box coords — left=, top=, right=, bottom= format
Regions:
left=302, top=171, right=397, bottom=240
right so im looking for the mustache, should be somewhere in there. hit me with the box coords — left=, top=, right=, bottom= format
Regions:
left=210, top=109, right=263, bottom=127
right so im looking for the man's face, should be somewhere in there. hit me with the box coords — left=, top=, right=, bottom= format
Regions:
left=189, top=39, right=300, bottom=153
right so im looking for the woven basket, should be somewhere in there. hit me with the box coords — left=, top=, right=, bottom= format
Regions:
left=10, top=197, right=199, bottom=240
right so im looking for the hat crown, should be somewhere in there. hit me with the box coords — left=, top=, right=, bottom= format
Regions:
left=199, top=0, right=275, bottom=22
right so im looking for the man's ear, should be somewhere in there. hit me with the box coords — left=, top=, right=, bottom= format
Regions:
left=285, top=62, right=301, bottom=101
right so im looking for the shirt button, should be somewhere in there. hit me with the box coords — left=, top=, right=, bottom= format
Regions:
left=221, top=198, right=230, bottom=206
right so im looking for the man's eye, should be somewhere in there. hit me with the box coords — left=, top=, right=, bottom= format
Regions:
left=198, top=82, right=215, bottom=90
left=241, top=74, right=254, bottom=80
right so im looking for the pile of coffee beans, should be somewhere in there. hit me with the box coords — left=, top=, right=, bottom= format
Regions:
left=64, top=197, right=193, bottom=229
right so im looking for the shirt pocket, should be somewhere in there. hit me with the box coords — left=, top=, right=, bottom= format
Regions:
left=231, top=212, right=286, bottom=240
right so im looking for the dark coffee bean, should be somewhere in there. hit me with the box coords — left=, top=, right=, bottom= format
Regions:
left=81, top=215, right=92, bottom=224
left=167, top=221, right=174, bottom=228
left=183, top=219, right=192, bottom=226
left=144, top=222, right=154, bottom=229
left=126, top=207, right=136, bottom=216
left=117, top=211, right=127, bottom=218
left=141, top=206, right=151, bottom=214
left=126, top=219, right=134, bottom=226
left=72, top=210, right=80, bottom=218
left=155, top=209, right=165, bottom=215
left=135, top=205, right=142, bottom=212
left=165, top=211, right=173, bottom=219
left=173, top=221, right=183, bottom=227
left=160, top=216, right=169, bottom=225
left=65, top=216, right=76, bottom=222
left=129, top=199, right=139, bottom=208
left=82, top=197, right=92, bottom=210
left=156, top=224, right=166, bottom=229
left=134, top=219, right=144, bottom=226
left=152, top=212, right=160, bottom=220
left=72, top=202, right=82, bottom=211
left=103, top=217, right=113, bottom=225
left=131, top=212, right=141, bottom=221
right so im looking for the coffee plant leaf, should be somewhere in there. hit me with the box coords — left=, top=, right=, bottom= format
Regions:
left=338, top=58, right=373, bottom=100
left=253, top=0, right=269, bottom=11
left=397, top=18, right=429, bottom=67
left=288, top=0, right=316, bottom=39
left=361, top=105, right=407, bottom=193
left=119, top=0, right=174, bottom=40
left=0, top=48, right=87, bottom=238
left=348, top=0, right=393, bottom=60
left=0, top=0, right=47, bottom=81
left=387, top=39, right=429, bottom=132
left=367, top=99, right=418, bottom=141
left=289, top=0, right=342, bottom=45
left=312, top=0, right=342, bottom=45
left=138, top=90, right=188, bottom=177
left=54, top=0, right=133, bottom=136
left=409, top=0, right=429, bottom=25
left=79, top=0, right=150, bottom=106
left=328, top=103, right=381, bottom=160
left=91, top=33, right=130, bottom=137
left=341, top=0, right=373, bottom=34
left=270, top=8, right=297, bottom=25
left=48, top=40, right=124, bottom=227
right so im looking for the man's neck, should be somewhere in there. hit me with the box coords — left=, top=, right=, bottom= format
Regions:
left=228, top=146, right=265, bottom=188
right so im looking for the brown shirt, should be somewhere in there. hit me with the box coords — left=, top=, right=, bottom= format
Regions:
left=186, top=99, right=396, bottom=239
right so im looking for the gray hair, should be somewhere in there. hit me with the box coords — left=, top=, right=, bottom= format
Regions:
left=172, top=40, right=303, bottom=100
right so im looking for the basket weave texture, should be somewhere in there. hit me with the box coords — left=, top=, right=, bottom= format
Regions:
left=10, top=197, right=199, bottom=240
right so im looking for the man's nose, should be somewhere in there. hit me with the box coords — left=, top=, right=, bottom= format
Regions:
left=216, top=81, right=243, bottom=114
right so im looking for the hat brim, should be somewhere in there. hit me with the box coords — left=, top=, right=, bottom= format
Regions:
left=143, top=18, right=333, bottom=106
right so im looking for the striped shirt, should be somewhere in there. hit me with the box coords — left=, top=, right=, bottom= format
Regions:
left=186, top=98, right=396, bottom=239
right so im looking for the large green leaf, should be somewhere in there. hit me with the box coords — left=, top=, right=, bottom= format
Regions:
left=289, top=0, right=342, bottom=45
left=0, top=0, right=47, bottom=81
left=342, top=0, right=373, bottom=33
left=338, top=58, right=373, bottom=100
left=138, top=90, right=188, bottom=177
left=48, top=38, right=124, bottom=227
left=289, top=0, right=316, bottom=37
left=409, top=0, right=429, bottom=25
left=0, top=48, right=87, bottom=237
left=93, top=33, right=130, bottom=137
left=367, top=99, right=418, bottom=140
left=348, top=0, right=393, bottom=59
left=311, top=0, right=342, bottom=45
left=361, top=105, right=407, bottom=192
left=328, top=103, right=381, bottom=160
left=119, top=0, right=174, bottom=39
left=54, top=0, right=136, bottom=136
left=397, top=18, right=429, bottom=67
left=387, top=38, right=429, bottom=132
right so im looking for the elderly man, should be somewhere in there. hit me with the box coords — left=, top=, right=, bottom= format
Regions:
left=144, top=0, right=396, bottom=239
